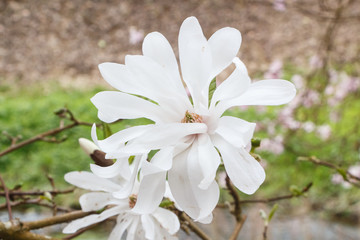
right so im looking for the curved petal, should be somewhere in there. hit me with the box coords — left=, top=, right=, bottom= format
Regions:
left=197, top=213, right=213, bottom=224
left=142, top=31, right=188, bottom=99
left=213, top=134, right=265, bottom=194
left=132, top=162, right=166, bottom=214
left=79, top=192, right=125, bottom=212
left=91, top=91, right=164, bottom=123
left=193, top=134, right=221, bottom=189
left=109, top=123, right=207, bottom=157
left=208, top=27, right=241, bottom=79
left=64, top=171, right=120, bottom=193
left=112, top=155, right=144, bottom=199
left=168, top=146, right=219, bottom=220
left=152, top=207, right=180, bottom=235
left=210, top=58, right=251, bottom=107
left=179, top=17, right=212, bottom=110
left=141, top=214, right=155, bottom=239
left=216, top=79, right=296, bottom=115
left=109, top=214, right=133, bottom=240
left=90, top=158, right=131, bottom=180
left=215, top=116, right=256, bottom=148
left=126, top=216, right=140, bottom=240
left=63, top=205, right=126, bottom=234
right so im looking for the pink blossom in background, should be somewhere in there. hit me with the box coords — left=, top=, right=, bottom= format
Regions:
left=316, top=125, right=331, bottom=140
left=302, top=121, right=315, bottom=133
left=273, top=0, right=286, bottom=11
left=129, top=26, right=144, bottom=45
left=309, top=55, right=323, bottom=70
left=258, top=136, right=284, bottom=155
left=332, top=165, right=360, bottom=189
left=291, top=74, right=304, bottom=90
left=303, top=90, right=320, bottom=108
left=264, top=60, right=283, bottom=79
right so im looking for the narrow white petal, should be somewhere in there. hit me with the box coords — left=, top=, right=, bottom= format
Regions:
left=211, top=58, right=251, bottom=107
left=91, top=91, right=163, bottom=123
left=152, top=207, right=180, bottom=235
left=132, top=163, right=166, bottom=214
left=126, top=216, right=140, bottom=240
left=90, top=158, right=131, bottom=180
left=216, top=79, right=296, bottom=115
left=113, top=123, right=207, bottom=155
left=142, top=32, right=188, bottom=99
left=112, top=155, right=144, bottom=199
left=141, top=215, right=155, bottom=240
left=215, top=116, right=256, bottom=148
left=213, top=135, right=265, bottom=194
left=197, top=213, right=213, bottom=224
left=193, top=134, right=221, bottom=189
left=108, top=214, right=133, bottom=240
left=63, top=206, right=125, bottom=234
left=179, top=17, right=212, bottom=110
left=79, top=192, right=125, bottom=212
left=168, top=147, right=219, bottom=220
left=208, top=27, right=241, bottom=79
left=78, top=138, right=99, bottom=156
left=64, top=171, right=120, bottom=192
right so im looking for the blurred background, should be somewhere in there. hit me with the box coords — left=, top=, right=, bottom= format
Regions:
left=1, top=0, right=360, bottom=239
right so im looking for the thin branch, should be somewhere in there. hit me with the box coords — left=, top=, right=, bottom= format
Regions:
left=177, top=212, right=211, bottom=240
left=0, top=108, right=94, bottom=157
left=0, top=198, right=71, bottom=212
left=239, top=182, right=313, bottom=204
left=225, top=175, right=242, bottom=221
left=229, top=215, right=247, bottom=240
left=0, top=175, right=12, bottom=220
left=0, top=188, right=74, bottom=197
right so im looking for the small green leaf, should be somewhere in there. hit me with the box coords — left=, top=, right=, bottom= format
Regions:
left=159, top=199, right=174, bottom=208
left=336, top=168, right=348, bottom=181
left=208, top=77, right=216, bottom=107
left=102, top=122, right=112, bottom=138
left=289, top=185, right=302, bottom=196
left=259, top=209, right=267, bottom=221
left=40, top=191, right=52, bottom=202
left=251, top=138, right=261, bottom=153
left=128, top=156, right=135, bottom=165
left=268, top=204, right=278, bottom=222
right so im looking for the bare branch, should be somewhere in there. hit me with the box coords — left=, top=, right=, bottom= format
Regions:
left=0, top=175, right=12, bottom=220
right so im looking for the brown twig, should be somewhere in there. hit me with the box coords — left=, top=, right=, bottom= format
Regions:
left=0, top=188, right=75, bottom=197
left=0, top=198, right=71, bottom=212
left=239, top=182, right=313, bottom=204
left=229, top=215, right=247, bottom=240
left=0, top=175, right=12, bottom=220
left=0, top=109, right=94, bottom=157
left=225, top=175, right=241, bottom=221
left=177, top=212, right=211, bottom=240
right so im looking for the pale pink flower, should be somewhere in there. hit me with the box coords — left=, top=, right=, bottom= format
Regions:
left=129, top=26, right=144, bottom=45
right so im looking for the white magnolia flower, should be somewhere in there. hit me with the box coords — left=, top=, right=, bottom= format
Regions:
left=91, top=16, right=296, bottom=221
left=63, top=171, right=180, bottom=240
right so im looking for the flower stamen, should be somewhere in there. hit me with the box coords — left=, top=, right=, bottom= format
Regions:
left=128, top=194, right=137, bottom=209
left=181, top=110, right=203, bottom=123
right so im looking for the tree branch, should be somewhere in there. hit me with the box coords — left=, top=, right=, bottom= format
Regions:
left=0, top=175, right=12, bottom=220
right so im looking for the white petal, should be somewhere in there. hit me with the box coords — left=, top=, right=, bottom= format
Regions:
left=211, top=58, right=251, bottom=107
left=78, top=138, right=99, bottom=156
left=179, top=17, right=212, bottom=110
left=193, top=134, right=221, bottom=189
left=141, top=215, right=155, bottom=239
left=142, top=31, right=188, bottom=99
left=197, top=213, right=213, bottom=224
left=168, top=146, right=219, bottom=220
left=64, top=171, right=120, bottom=192
left=109, top=214, right=133, bottom=240
left=152, top=207, right=180, bottom=235
left=215, top=116, right=256, bottom=148
left=126, top=216, right=140, bottom=240
left=112, top=155, right=144, bottom=199
left=79, top=192, right=125, bottom=212
left=216, top=79, right=296, bottom=115
left=132, top=162, right=166, bottom=214
left=111, top=123, right=207, bottom=156
left=90, top=158, right=131, bottom=180
left=208, top=27, right=241, bottom=79
left=63, top=205, right=125, bottom=234
left=213, top=135, right=265, bottom=194
left=91, top=91, right=164, bottom=123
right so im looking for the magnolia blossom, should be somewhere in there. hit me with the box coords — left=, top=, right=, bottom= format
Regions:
left=63, top=171, right=179, bottom=240
left=91, top=17, right=296, bottom=221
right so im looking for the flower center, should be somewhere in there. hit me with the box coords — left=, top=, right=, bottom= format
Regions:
left=181, top=110, right=203, bottom=123
left=128, top=194, right=137, bottom=209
